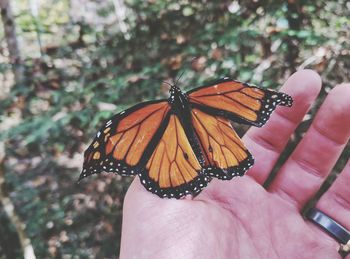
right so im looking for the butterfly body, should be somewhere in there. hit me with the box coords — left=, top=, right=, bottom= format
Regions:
left=80, top=78, right=293, bottom=199
left=168, top=84, right=207, bottom=164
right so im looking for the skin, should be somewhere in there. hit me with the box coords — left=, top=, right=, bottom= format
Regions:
left=120, top=70, right=350, bottom=259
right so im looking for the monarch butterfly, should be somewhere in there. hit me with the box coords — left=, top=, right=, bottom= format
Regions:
left=79, top=77, right=293, bottom=198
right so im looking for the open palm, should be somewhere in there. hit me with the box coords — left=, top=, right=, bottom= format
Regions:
left=120, top=70, right=350, bottom=259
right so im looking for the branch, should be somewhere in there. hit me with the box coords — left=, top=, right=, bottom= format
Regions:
left=0, top=143, right=36, bottom=259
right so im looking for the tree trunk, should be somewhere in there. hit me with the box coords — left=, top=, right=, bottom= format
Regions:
left=0, top=0, right=25, bottom=85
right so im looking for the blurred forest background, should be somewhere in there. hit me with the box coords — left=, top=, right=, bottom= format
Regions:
left=0, top=0, right=349, bottom=258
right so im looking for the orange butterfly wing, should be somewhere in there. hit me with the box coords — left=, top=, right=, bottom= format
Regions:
left=139, top=114, right=210, bottom=198
left=188, top=78, right=293, bottom=127
left=80, top=100, right=170, bottom=180
left=191, top=108, right=253, bottom=179
left=80, top=78, right=293, bottom=199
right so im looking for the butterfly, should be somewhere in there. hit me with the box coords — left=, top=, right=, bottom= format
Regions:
left=79, top=77, right=293, bottom=199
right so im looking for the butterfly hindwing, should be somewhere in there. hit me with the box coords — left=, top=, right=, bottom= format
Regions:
left=188, top=78, right=293, bottom=127
left=139, top=114, right=211, bottom=198
left=80, top=100, right=170, bottom=180
left=191, top=108, right=254, bottom=179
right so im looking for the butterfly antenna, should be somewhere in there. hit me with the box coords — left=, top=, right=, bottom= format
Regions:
left=174, top=71, right=185, bottom=87
left=173, top=56, right=199, bottom=87
left=147, top=78, right=173, bottom=89
left=162, top=81, right=173, bottom=89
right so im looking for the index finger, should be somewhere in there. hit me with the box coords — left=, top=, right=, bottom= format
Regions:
left=243, top=69, right=322, bottom=185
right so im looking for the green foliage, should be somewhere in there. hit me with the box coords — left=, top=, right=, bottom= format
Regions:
left=0, top=0, right=349, bottom=258
left=3, top=1, right=349, bottom=150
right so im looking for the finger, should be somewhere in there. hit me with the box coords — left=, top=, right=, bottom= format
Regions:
left=244, top=69, right=322, bottom=184
left=317, top=160, right=350, bottom=230
left=269, top=84, right=350, bottom=209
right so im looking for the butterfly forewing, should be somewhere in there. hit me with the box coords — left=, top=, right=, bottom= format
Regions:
left=188, top=78, right=293, bottom=127
left=80, top=100, right=170, bottom=180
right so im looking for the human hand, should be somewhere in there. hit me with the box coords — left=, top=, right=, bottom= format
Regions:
left=120, top=70, right=350, bottom=259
